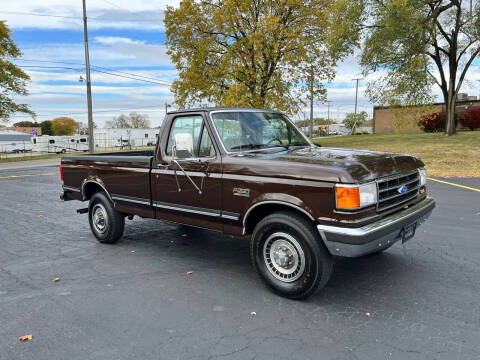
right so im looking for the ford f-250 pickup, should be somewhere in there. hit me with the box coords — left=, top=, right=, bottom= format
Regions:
left=61, top=108, right=435, bottom=299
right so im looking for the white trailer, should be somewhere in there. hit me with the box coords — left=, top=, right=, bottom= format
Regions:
left=31, top=135, right=89, bottom=153
left=0, top=130, right=32, bottom=153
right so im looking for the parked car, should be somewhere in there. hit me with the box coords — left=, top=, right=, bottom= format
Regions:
left=60, top=108, right=435, bottom=299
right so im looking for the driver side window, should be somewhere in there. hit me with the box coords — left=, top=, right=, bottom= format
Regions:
left=166, top=116, right=203, bottom=157
left=166, top=115, right=216, bottom=158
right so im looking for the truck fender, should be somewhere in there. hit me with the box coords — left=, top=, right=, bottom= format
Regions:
left=81, top=177, right=113, bottom=203
left=242, top=194, right=315, bottom=235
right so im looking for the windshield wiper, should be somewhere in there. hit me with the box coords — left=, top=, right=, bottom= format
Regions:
left=230, top=144, right=270, bottom=150
left=230, top=143, right=308, bottom=151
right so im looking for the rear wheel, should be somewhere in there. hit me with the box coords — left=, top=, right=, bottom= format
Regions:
left=250, top=211, right=333, bottom=299
left=88, top=192, right=125, bottom=243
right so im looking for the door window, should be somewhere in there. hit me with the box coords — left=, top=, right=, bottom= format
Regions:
left=166, top=115, right=206, bottom=157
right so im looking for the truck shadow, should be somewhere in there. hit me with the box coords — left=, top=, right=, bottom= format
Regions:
left=122, top=219, right=420, bottom=304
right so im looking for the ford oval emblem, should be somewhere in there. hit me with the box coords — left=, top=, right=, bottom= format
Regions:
left=398, top=185, right=408, bottom=194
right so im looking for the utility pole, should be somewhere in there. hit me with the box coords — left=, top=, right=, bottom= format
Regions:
left=82, top=0, right=94, bottom=153
left=352, top=78, right=361, bottom=134
left=326, top=101, right=331, bottom=135
left=309, top=66, right=314, bottom=139
left=353, top=78, right=361, bottom=115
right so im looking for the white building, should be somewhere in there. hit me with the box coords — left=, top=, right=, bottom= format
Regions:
left=93, top=128, right=159, bottom=149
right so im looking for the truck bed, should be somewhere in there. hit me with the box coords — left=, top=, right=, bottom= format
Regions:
left=61, top=150, right=155, bottom=218
left=63, top=150, right=154, bottom=162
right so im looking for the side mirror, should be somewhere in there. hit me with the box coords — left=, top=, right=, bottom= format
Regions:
left=173, top=133, right=194, bottom=159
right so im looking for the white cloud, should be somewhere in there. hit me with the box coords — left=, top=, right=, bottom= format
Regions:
left=2, top=0, right=180, bottom=30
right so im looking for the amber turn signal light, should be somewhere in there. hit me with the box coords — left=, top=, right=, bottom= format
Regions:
left=336, top=186, right=360, bottom=209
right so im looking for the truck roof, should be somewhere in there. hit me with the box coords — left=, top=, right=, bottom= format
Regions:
left=167, top=107, right=279, bottom=115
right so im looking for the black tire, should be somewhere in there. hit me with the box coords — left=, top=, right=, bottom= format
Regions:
left=250, top=211, right=333, bottom=300
left=88, top=192, right=125, bottom=244
left=61, top=149, right=66, bottom=153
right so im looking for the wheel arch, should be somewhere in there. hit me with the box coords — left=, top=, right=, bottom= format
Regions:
left=243, top=201, right=315, bottom=236
left=82, top=179, right=113, bottom=203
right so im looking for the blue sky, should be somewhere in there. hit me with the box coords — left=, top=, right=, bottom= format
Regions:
left=3, top=0, right=479, bottom=127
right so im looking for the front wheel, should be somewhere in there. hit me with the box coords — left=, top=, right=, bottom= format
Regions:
left=88, top=192, right=125, bottom=243
left=250, top=211, right=333, bottom=300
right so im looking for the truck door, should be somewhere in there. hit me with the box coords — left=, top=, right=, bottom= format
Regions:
left=152, top=113, right=223, bottom=231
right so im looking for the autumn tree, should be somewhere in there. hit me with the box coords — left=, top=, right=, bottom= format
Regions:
left=164, top=0, right=358, bottom=114
left=13, top=120, right=53, bottom=135
left=106, top=113, right=150, bottom=128
left=129, top=112, right=150, bottom=128
left=0, top=21, right=34, bottom=122
left=51, top=117, right=79, bottom=135
left=342, top=111, right=369, bottom=133
left=358, top=0, right=480, bottom=136
left=106, top=114, right=131, bottom=129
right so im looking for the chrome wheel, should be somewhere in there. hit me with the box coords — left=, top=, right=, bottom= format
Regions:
left=263, top=232, right=305, bottom=282
left=92, top=203, right=108, bottom=234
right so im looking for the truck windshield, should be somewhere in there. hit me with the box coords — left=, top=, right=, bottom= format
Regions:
left=211, top=111, right=309, bottom=152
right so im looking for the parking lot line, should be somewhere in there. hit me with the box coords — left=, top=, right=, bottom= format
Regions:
left=0, top=172, right=56, bottom=179
left=428, top=177, right=480, bottom=193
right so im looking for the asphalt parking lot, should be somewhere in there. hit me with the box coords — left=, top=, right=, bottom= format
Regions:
left=1, top=165, right=479, bottom=360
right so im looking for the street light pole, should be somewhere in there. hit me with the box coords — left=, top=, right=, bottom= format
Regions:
left=82, top=0, right=94, bottom=153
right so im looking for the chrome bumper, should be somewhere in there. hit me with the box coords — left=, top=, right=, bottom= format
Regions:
left=318, top=197, right=435, bottom=257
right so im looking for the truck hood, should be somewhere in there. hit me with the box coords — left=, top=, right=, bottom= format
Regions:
left=236, top=146, right=424, bottom=183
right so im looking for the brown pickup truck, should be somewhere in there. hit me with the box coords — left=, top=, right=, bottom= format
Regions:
left=61, top=108, right=435, bottom=299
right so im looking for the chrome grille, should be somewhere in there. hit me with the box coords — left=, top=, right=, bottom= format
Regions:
left=377, top=171, right=420, bottom=211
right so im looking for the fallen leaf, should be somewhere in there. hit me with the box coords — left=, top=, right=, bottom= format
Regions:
left=38, top=214, right=44, bottom=218
left=186, top=271, right=193, bottom=275
left=18, top=334, right=32, bottom=341
left=52, top=277, right=60, bottom=283
left=182, top=234, right=188, bottom=237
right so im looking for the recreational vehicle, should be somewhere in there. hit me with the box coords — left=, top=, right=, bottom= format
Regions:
left=31, top=135, right=89, bottom=153
left=0, top=130, right=32, bottom=153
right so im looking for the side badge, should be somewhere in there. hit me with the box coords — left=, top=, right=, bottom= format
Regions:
left=233, top=188, right=250, bottom=197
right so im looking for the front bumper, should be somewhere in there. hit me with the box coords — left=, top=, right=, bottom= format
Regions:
left=318, top=197, right=435, bottom=257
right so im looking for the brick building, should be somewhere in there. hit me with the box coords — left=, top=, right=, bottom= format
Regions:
left=373, top=96, right=480, bottom=133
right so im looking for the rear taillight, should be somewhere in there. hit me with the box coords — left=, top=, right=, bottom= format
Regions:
left=60, top=164, right=64, bottom=182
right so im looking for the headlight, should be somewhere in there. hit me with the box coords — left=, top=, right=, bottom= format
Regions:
left=335, top=182, right=377, bottom=210
left=418, top=168, right=427, bottom=186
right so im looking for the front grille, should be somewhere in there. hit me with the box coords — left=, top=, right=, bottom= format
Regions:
left=377, top=171, right=420, bottom=211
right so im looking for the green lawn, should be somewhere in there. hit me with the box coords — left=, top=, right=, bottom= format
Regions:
left=313, top=131, right=480, bottom=178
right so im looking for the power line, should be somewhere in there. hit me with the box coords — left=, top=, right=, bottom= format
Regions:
left=100, top=0, right=132, bottom=13
left=15, top=64, right=172, bottom=86
left=0, top=10, right=163, bottom=24
left=13, top=105, right=170, bottom=119
left=17, top=59, right=172, bottom=85
left=91, top=69, right=171, bottom=85
left=0, top=10, right=83, bottom=20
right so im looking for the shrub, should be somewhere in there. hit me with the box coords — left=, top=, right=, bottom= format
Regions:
left=459, top=108, right=480, bottom=130
left=417, top=111, right=446, bottom=132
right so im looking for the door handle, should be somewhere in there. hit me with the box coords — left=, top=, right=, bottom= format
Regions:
left=157, top=164, right=169, bottom=170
